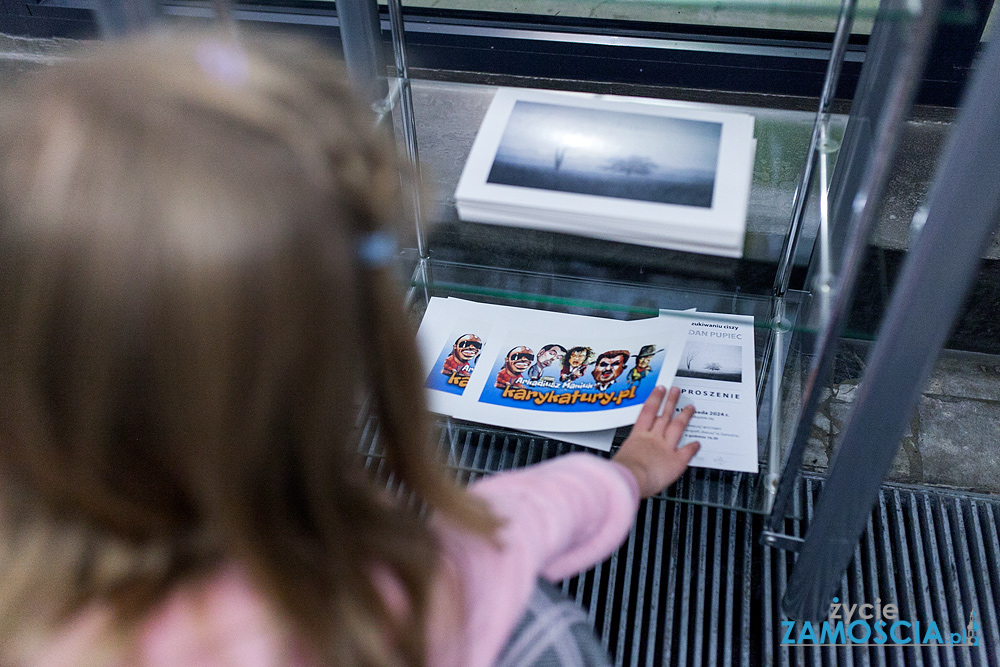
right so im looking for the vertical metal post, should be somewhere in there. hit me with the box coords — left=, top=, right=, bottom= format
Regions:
left=760, top=0, right=855, bottom=515
left=766, top=0, right=941, bottom=530
left=765, top=297, right=790, bottom=512
left=92, top=0, right=162, bottom=37
left=211, top=0, right=235, bottom=28
left=814, top=122, right=835, bottom=325
left=337, top=0, right=388, bottom=107
left=783, top=29, right=1000, bottom=623
left=385, top=0, right=428, bottom=260
left=772, top=0, right=857, bottom=298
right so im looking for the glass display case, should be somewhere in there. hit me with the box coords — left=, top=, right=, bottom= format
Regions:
left=343, top=0, right=969, bottom=525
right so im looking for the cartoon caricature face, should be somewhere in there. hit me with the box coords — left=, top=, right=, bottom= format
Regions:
left=536, top=345, right=566, bottom=368
left=636, top=355, right=652, bottom=371
left=505, top=346, right=535, bottom=374
left=592, top=351, right=629, bottom=385
left=567, top=349, right=587, bottom=367
left=454, top=334, right=483, bottom=362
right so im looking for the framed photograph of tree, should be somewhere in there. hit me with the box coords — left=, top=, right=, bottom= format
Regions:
left=455, top=88, right=757, bottom=257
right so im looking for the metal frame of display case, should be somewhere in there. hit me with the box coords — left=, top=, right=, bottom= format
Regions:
left=765, top=0, right=944, bottom=541
left=783, top=30, right=1000, bottom=622
left=83, top=0, right=996, bottom=625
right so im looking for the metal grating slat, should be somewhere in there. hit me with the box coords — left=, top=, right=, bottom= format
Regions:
left=935, top=501, right=975, bottom=666
left=763, top=514, right=776, bottom=667
left=911, top=493, right=944, bottom=667
left=722, top=510, right=736, bottom=666
left=799, top=487, right=826, bottom=667
left=660, top=500, right=682, bottom=667
left=615, top=505, right=639, bottom=667
left=628, top=501, right=652, bottom=667
left=797, top=482, right=818, bottom=667
left=603, top=536, right=622, bottom=652
left=874, top=494, right=904, bottom=667
left=889, top=489, right=925, bottom=667
left=644, top=499, right=666, bottom=667
left=586, top=559, right=603, bottom=633
left=676, top=503, right=694, bottom=667
left=847, top=537, right=866, bottom=665
left=706, top=507, right=723, bottom=667
left=692, top=506, right=709, bottom=666
left=968, top=502, right=1000, bottom=654
left=949, top=501, right=989, bottom=666
left=740, top=509, right=753, bottom=667
left=861, top=512, right=885, bottom=667
left=921, top=496, right=956, bottom=667
left=775, top=519, right=793, bottom=667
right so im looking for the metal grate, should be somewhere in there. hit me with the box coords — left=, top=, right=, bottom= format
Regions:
left=431, top=420, right=777, bottom=515
left=359, top=422, right=1000, bottom=666
left=768, top=482, right=1000, bottom=666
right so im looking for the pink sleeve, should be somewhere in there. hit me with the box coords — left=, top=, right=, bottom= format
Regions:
left=472, top=453, right=640, bottom=582
left=429, top=453, right=639, bottom=667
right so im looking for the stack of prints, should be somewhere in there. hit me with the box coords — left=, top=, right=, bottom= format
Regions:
left=455, top=88, right=757, bottom=258
left=417, top=297, right=759, bottom=473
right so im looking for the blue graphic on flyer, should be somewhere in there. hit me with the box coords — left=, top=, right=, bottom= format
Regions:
left=425, top=324, right=488, bottom=396
left=478, top=337, right=665, bottom=412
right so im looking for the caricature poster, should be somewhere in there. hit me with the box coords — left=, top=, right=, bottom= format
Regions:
left=424, top=325, right=488, bottom=396
left=477, top=332, right=664, bottom=413
left=418, top=298, right=495, bottom=417
left=416, top=297, right=684, bottom=434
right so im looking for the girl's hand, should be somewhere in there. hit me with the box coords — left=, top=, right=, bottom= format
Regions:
left=612, top=386, right=700, bottom=498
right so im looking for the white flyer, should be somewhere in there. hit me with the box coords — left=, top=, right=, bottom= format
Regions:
left=417, top=297, right=684, bottom=435
left=661, top=309, right=759, bottom=473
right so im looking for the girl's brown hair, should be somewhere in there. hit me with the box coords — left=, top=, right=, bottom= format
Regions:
left=0, top=29, right=496, bottom=666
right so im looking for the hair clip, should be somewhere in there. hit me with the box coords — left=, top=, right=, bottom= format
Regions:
left=195, top=40, right=250, bottom=87
left=356, top=231, right=398, bottom=268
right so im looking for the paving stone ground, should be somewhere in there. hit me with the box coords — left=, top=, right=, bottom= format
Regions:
left=804, top=342, right=1000, bottom=494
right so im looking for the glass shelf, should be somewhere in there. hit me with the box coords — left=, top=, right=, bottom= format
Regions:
left=407, top=256, right=812, bottom=335
left=405, top=256, right=812, bottom=517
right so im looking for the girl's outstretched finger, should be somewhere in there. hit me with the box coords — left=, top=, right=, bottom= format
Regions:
left=675, top=441, right=701, bottom=469
left=656, top=386, right=682, bottom=434
left=665, top=403, right=696, bottom=440
left=634, top=385, right=666, bottom=432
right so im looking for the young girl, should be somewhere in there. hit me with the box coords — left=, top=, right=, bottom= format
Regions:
left=0, top=30, right=699, bottom=667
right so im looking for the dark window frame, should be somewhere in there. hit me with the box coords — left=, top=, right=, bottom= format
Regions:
left=1, top=0, right=992, bottom=104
